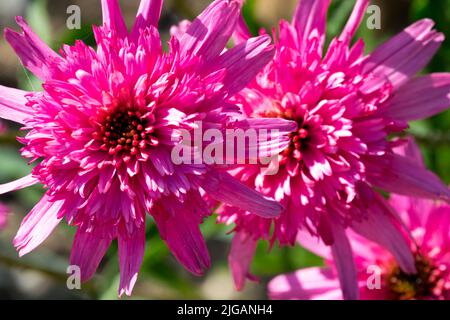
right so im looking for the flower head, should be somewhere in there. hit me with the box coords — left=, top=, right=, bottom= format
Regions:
left=219, top=0, right=450, bottom=299
left=268, top=138, right=450, bottom=300
left=0, top=0, right=293, bottom=296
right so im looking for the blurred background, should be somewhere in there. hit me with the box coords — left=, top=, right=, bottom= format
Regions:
left=0, top=0, right=449, bottom=300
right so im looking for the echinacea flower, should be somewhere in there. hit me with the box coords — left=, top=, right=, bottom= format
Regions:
left=0, top=0, right=294, bottom=296
left=0, top=202, right=9, bottom=230
left=219, top=0, right=450, bottom=299
left=268, top=138, right=450, bottom=300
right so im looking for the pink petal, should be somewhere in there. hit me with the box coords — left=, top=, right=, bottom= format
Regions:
left=392, top=137, right=425, bottom=167
left=232, top=14, right=252, bottom=44
left=0, top=174, right=39, bottom=195
left=101, top=0, right=128, bottom=37
left=13, top=195, right=63, bottom=256
left=170, top=20, right=191, bottom=40
left=297, top=228, right=380, bottom=268
left=423, top=206, right=450, bottom=249
left=153, top=204, right=210, bottom=276
left=212, top=35, right=275, bottom=95
left=296, top=229, right=332, bottom=260
left=70, top=228, right=113, bottom=282
left=339, top=0, right=370, bottom=45
left=292, top=0, right=331, bottom=52
left=268, top=267, right=343, bottom=300
left=351, top=193, right=416, bottom=274
left=362, top=19, right=444, bottom=90
left=384, top=73, right=450, bottom=121
left=302, top=148, right=332, bottom=181
left=179, top=0, right=242, bottom=61
left=329, top=220, right=359, bottom=300
left=4, top=17, right=61, bottom=80
left=0, top=85, right=33, bottom=124
left=132, top=0, right=163, bottom=38
left=0, top=203, right=9, bottom=230
left=366, top=153, right=450, bottom=201
left=201, top=170, right=283, bottom=218
left=389, top=193, right=434, bottom=234
left=118, top=224, right=146, bottom=297
left=228, top=231, right=258, bottom=291
left=230, top=118, right=297, bottom=161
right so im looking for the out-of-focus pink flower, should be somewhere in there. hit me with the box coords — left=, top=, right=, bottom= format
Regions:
left=0, top=0, right=294, bottom=296
left=219, top=0, right=450, bottom=299
left=0, top=120, right=6, bottom=134
left=0, top=202, right=9, bottom=230
left=269, top=139, right=450, bottom=300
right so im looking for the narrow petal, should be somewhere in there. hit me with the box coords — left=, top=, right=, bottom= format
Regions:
left=0, top=85, right=33, bottom=124
left=170, top=20, right=191, bottom=40
left=329, top=220, right=359, bottom=300
left=362, top=19, right=444, bottom=90
left=296, top=229, right=332, bottom=260
left=153, top=204, right=210, bottom=276
left=384, top=73, right=450, bottom=121
left=302, top=148, right=332, bottom=181
left=0, top=174, right=39, bottom=195
left=4, top=17, right=61, bottom=80
left=212, top=35, right=274, bottom=95
left=201, top=170, right=283, bottom=218
left=366, top=153, right=450, bottom=201
left=292, top=0, right=331, bottom=52
left=132, top=0, right=163, bottom=38
left=232, top=14, right=252, bottom=44
left=339, top=0, right=370, bottom=45
left=392, top=137, right=425, bottom=167
left=13, top=195, right=63, bottom=256
left=229, top=118, right=297, bottom=162
left=180, top=0, right=242, bottom=61
left=297, top=228, right=379, bottom=267
left=268, top=267, right=343, bottom=300
left=351, top=193, right=416, bottom=274
left=118, top=224, right=146, bottom=297
left=228, top=232, right=258, bottom=291
left=70, top=228, right=113, bottom=282
left=101, top=0, right=128, bottom=37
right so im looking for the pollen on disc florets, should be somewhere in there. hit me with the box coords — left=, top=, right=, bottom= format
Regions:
left=261, top=106, right=310, bottom=163
left=93, top=105, right=159, bottom=157
left=387, top=252, right=449, bottom=300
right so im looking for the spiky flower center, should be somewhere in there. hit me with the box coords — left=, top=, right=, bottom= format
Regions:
left=93, top=107, right=158, bottom=156
left=262, top=107, right=309, bottom=161
left=387, top=253, right=448, bottom=300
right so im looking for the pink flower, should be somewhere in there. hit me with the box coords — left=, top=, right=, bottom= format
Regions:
left=0, top=120, right=6, bottom=134
left=268, top=138, right=450, bottom=300
left=0, top=0, right=294, bottom=296
left=219, top=0, right=450, bottom=299
left=0, top=202, right=9, bottom=230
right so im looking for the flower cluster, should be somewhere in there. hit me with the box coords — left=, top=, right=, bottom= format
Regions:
left=218, top=0, right=450, bottom=299
left=0, top=0, right=293, bottom=296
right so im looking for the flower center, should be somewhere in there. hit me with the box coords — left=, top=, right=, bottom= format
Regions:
left=387, top=253, right=448, bottom=300
left=262, top=107, right=309, bottom=161
left=94, top=107, right=158, bottom=156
